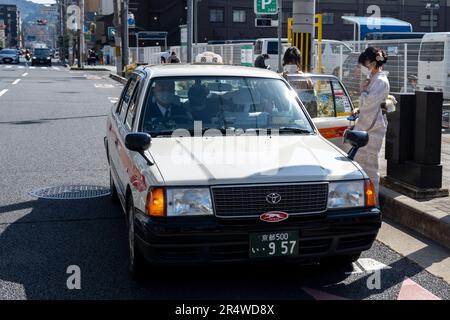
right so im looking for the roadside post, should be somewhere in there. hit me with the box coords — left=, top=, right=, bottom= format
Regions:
left=384, top=91, right=449, bottom=199
left=292, top=0, right=315, bottom=72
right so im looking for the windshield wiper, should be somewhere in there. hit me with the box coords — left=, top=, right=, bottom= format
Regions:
left=276, top=127, right=313, bottom=135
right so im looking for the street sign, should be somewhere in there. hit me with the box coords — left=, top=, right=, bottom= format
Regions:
left=255, top=18, right=278, bottom=27
left=241, top=45, right=254, bottom=67
left=128, top=13, right=135, bottom=28
left=254, top=0, right=278, bottom=15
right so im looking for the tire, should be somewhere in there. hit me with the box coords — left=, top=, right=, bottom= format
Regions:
left=127, top=198, right=147, bottom=281
left=109, top=170, right=119, bottom=204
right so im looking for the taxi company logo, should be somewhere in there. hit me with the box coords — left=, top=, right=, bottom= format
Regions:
left=260, top=212, right=289, bottom=223
left=266, top=193, right=281, bottom=204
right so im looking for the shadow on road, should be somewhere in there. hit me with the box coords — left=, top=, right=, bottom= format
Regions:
left=1, top=196, right=446, bottom=299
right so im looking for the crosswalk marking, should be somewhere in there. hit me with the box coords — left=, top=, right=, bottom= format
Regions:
left=0, top=89, right=8, bottom=97
left=5, top=65, right=12, bottom=69
left=22, top=73, right=28, bottom=77
left=12, top=79, right=20, bottom=85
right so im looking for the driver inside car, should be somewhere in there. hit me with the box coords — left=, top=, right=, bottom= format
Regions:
left=185, top=83, right=220, bottom=124
left=145, top=80, right=190, bottom=123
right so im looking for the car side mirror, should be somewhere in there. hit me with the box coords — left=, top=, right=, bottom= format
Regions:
left=125, top=133, right=152, bottom=152
left=343, top=129, right=369, bottom=160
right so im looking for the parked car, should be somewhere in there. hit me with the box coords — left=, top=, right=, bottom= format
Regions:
left=105, top=61, right=380, bottom=280
left=32, top=48, right=52, bottom=66
left=0, top=48, right=20, bottom=64
left=286, top=73, right=354, bottom=151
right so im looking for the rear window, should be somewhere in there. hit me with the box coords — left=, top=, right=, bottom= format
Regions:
left=254, top=41, right=262, bottom=55
left=267, top=41, right=278, bottom=55
left=419, top=42, right=445, bottom=62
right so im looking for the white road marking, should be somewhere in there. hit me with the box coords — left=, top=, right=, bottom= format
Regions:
left=22, top=72, right=28, bottom=77
left=95, top=83, right=115, bottom=89
left=41, top=67, right=47, bottom=70
left=356, top=258, right=392, bottom=272
left=0, top=89, right=8, bottom=97
left=29, top=66, right=35, bottom=69
left=108, top=97, right=119, bottom=103
left=18, top=66, right=24, bottom=69
left=5, top=65, right=12, bottom=69
left=52, top=67, right=60, bottom=71
left=12, top=79, right=21, bottom=85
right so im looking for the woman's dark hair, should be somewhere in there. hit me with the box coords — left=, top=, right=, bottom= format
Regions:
left=282, top=47, right=302, bottom=67
left=358, top=47, right=388, bottom=68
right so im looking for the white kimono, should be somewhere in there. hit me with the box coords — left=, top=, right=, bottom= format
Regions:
left=354, top=72, right=390, bottom=203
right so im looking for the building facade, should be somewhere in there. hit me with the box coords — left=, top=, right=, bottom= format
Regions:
left=0, top=4, right=19, bottom=48
left=128, top=0, right=449, bottom=45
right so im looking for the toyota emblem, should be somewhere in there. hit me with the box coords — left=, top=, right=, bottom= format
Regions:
left=266, top=193, right=281, bottom=204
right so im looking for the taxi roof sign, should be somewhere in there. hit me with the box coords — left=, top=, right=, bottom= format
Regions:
left=194, top=52, right=223, bottom=64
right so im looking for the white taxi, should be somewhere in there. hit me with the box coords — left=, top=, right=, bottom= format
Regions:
left=104, top=60, right=380, bottom=280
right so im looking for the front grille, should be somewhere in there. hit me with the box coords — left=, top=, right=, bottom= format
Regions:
left=212, top=183, right=328, bottom=218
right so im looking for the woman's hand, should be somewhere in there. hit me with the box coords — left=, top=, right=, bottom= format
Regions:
left=362, top=79, right=370, bottom=92
left=353, top=108, right=360, bottom=116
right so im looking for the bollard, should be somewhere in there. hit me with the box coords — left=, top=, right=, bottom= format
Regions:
left=383, top=91, right=448, bottom=199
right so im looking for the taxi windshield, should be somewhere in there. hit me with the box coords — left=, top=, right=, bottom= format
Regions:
left=140, top=76, right=314, bottom=137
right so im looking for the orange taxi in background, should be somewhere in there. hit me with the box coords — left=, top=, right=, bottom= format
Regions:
left=286, top=73, right=355, bottom=152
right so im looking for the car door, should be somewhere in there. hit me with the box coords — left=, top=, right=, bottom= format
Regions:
left=108, top=74, right=140, bottom=199
left=313, top=78, right=353, bottom=152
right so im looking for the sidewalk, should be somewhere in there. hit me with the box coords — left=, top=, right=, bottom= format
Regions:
left=69, top=64, right=117, bottom=72
left=379, top=132, right=450, bottom=249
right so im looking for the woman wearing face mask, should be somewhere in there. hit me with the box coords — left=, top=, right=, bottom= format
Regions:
left=353, top=47, right=390, bottom=205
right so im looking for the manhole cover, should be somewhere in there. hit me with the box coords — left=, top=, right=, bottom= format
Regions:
left=29, top=185, right=110, bottom=200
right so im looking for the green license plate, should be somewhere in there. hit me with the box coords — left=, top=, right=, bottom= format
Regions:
left=249, top=231, right=299, bottom=258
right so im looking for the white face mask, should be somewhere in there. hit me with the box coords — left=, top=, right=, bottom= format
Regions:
left=283, top=64, right=298, bottom=74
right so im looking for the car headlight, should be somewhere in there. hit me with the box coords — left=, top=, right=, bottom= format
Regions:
left=166, top=188, right=213, bottom=216
left=47, top=57, right=50, bottom=60
left=32, top=57, right=36, bottom=59
left=328, top=181, right=365, bottom=209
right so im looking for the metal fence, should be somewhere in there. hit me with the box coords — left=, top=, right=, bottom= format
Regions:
left=170, top=43, right=254, bottom=66
left=155, top=39, right=448, bottom=103
left=129, top=46, right=161, bottom=65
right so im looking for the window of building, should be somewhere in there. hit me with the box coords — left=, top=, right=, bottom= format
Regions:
left=210, top=8, right=224, bottom=23
left=420, top=13, right=438, bottom=27
left=233, top=9, right=246, bottom=23
left=321, top=12, right=335, bottom=25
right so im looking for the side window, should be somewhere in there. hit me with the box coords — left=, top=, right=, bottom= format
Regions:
left=332, top=80, right=353, bottom=116
left=124, top=81, right=141, bottom=131
left=315, top=80, right=336, bottom=118
left=118, top=76, right=138, bottom=123
left=267, top=41, right=278, bottom=55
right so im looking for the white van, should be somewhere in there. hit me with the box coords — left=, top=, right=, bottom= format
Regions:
left=254, top=38, right=352, bottom=74
left=418, top=32, right=450, bottom=100
left=314, top=40, right=353, bottom=75
left=254, top=38, right=289, bottom=71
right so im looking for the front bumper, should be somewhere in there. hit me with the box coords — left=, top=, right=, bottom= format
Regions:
left=134, top=208, right=381, bottom=265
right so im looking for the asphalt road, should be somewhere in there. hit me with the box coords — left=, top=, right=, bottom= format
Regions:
left=0, top=61, right=449, bottom=300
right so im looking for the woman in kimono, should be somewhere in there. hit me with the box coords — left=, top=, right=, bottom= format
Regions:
left=354, top=47, right=390, bottom=204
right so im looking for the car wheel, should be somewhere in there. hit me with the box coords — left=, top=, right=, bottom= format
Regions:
left=110, top=170, right=119, bottom=204
left=127, top=198, right=147, bottom=281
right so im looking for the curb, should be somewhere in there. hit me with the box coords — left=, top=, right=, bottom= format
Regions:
left=380, top=186, right=450, bottom=249
left=69, top=66, right=112, bottom=71
left=109, top=73, right=127, bottom=85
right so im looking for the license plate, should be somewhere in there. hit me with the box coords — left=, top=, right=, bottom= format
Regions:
left=250, top=231, right=299, bottom=258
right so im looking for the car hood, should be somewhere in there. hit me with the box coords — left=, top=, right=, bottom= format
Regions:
left=147, top=135, right=364, bottom=186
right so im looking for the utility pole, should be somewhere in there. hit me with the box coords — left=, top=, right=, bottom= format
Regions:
left=277, top=0, right=283, bottom=73
left=121, top=0, right=129, bottom=69
left=78, top=0, right=84, bottom=68
left=113, top=0, right=122, bottom=75
left=187, top=0, right=193, bottom=63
